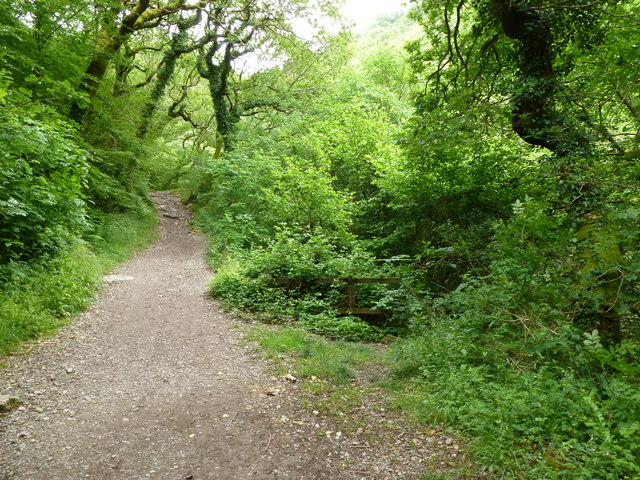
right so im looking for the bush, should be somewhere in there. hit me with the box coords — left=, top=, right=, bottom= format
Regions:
left=388, top=198, right=640, bottom=478
left=210, top=229, right=398, bottom=342
left=392, top=327, right=640, bottom=478
left=300, top=313, right=381, bottom=342
left=0, top=207, right=155, bottom=354
left=0, top=76, right=91, bottom=263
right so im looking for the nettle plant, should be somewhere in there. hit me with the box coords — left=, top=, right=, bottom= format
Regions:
left=0, top=77, right=90, bottom=264
left=391, top=196, right=640, bottom=478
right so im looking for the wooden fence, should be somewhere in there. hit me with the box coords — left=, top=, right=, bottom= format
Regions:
left=272, top=277, right=400, bottom=315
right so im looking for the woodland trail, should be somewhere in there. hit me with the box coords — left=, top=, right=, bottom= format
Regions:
left=0, top=192, right=344, bottom=479
left=0, top=192, right=457, bottom=480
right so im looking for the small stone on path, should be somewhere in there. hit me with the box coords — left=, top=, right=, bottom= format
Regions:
left=0, top=395, right=21, bottom=413
left=103, top=275, right=135, bottom=282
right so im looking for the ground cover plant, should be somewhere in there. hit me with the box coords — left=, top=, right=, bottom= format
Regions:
left=209, top=229, right=414, bottom=342
left=389, top=204, right=640, bottom=477
left=244, top=325, right=378, bottom=384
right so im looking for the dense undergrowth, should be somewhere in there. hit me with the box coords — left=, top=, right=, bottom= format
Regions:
left=210, top=230, right=415, bottom=342
left=390, top=202, right=640, bottom=478
left=174, top=10, right=639, bottom=478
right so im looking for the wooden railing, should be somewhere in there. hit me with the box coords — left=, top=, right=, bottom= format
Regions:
left=272, top=277, right=400, bottom=315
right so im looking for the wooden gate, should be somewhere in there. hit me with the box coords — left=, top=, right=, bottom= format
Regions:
left=272, top=277, right=400, bottom=315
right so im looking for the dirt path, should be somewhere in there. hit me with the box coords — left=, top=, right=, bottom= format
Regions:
left=1, top=192, right=462, bottom=480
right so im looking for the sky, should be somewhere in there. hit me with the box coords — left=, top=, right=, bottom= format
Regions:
left=237, top=0, right=409, bottom=72
left=341, top=0, right=408, bottom=31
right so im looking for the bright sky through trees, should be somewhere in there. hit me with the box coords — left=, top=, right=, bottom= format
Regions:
left=342, top=0, right=407, bottom=30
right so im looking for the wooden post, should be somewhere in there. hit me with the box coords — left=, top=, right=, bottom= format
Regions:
left=347, top=282, right=356, bottom=310
left=271, top=277, right=401, bottom=315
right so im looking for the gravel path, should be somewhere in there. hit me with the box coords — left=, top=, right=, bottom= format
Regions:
left=1, top=192, right=466, bottom=480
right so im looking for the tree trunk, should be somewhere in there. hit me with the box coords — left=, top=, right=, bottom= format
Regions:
left=70, top=0, right=178, bottom=123
left=70, top=32, right=134, bottom=122
left=490, top=0, right=622, bottom=342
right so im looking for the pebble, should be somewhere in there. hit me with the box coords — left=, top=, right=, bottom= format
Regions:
left=0, top=394, right=21, bottom=413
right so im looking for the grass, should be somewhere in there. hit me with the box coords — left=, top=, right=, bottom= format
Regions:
left=244, top=324, right=390, bottom=435
left=245, top=323, right=482, bottom=479
left=244, top=325, right=378, bottom=383
left=0, top=206, right=156, bottom=355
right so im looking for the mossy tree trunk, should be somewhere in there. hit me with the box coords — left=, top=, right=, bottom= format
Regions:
left=490, top=0, right=622, bottom=342
left=70, top=0, right=189, bottom=123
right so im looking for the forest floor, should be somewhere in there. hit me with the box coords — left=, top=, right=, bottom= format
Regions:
left=0, top=192, right=470, bottom=480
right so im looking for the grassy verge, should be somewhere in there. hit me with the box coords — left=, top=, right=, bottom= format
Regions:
left=245, top=325, right=379, bottom=382
left=244, top=324, right=383, bottom=428
left=0, top=207, right=156, bottom=355
left=243, top=324, right=479, bottom=479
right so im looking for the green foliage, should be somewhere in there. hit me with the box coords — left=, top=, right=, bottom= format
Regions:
left=265, top=156, right=356, bottom=240
left=0, top=0, right=88, bottom=110
left=0, top=75, right=90, bottom=262
left=182, top=148, right=283, bottom=251
left=386, top=3, right=640, bottom=474
left=210, top=229, right=393, bottom=342
left=141, top=140, right=190, bottom=190
left=392, top=331, right=640, bottom=478
left=1, top=1, right=628, bottom=477
left=299, top=313, right=380, bottom=343
left=389, top=197, right=640, bottom=478
left=355, top=10, right=420, bottom=54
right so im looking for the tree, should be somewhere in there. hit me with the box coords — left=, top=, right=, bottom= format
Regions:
left=133, top=0, right=346, bottom=152
left=69, top=0, right=205, bottom=122
left=407, top=0, right=639, bottom=342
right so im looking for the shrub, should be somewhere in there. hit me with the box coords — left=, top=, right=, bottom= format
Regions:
left=388, top=198, right=640, bottom=478
left=0, top=77, right=90, bottom=263
left=210, top=229, right=396, bottom=341
left=0, top=207, right=155, bottom=354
